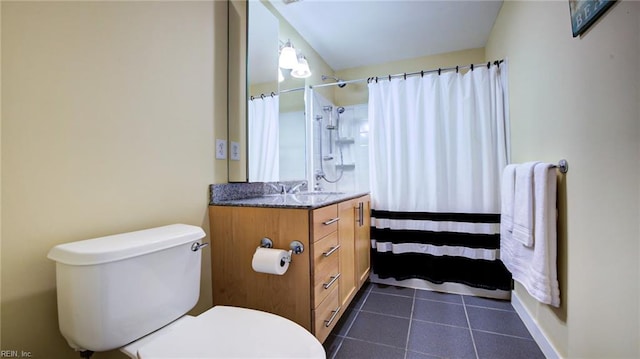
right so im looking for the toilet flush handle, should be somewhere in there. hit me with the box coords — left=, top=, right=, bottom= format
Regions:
left=191, top=242, right=210, bottom=252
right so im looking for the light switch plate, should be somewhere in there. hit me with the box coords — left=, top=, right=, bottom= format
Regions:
left=215, top=139, right=227, bottom=159
left=230, top=141, right=241, bottom=161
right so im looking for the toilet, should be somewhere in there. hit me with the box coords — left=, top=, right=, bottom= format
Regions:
left=47, top=224, right=325, bottom=358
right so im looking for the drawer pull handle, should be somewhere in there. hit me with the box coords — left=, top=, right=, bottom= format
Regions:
left=323, top=245, right=341, bottom=257
left=324, top=306, right=341, bottom=327
left=322, top=217, right=340, bottom=225
left=323, top=273, right=341, bottom=289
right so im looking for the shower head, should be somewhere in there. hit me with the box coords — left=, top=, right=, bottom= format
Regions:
left=322, top=75, right=347, bottom=88
left=326, top=106, right=344, bottom=130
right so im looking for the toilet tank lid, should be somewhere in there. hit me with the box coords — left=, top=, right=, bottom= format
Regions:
left=47, top=224, right=206, bottom=266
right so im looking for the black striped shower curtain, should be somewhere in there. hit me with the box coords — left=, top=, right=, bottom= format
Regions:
left=367, top=62, right=512, bottom=291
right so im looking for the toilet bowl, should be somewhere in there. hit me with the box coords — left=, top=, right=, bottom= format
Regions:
left=121, top=306, right=325, bottom=358
left=47, top=224, right=325, bottom=358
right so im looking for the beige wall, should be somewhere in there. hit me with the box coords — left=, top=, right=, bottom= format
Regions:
left=335, top=48, right=486, bottom=106
left=487, top=1, right=639, bottom=358
left=1, top=1, right=227, bottom=357
left=0, top=0, right=3, bottom=346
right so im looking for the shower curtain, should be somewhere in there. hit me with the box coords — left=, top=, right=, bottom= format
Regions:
left=248, top=95, right=279, bottom=182
left=368, top=64, right=512, bottom=290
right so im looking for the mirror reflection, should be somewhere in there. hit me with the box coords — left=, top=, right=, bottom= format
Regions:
left=233, top=0, right=502, bottom=189
left=246, top=0, right=307, bottom=182
left=243, top=0, right=370, bottom=189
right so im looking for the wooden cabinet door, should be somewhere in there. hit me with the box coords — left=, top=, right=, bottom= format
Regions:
left=209, top=206, right=312, bottom=330
left=337, top=198, right=357, bottom=307
left=355, top=195, right=371, bottom=286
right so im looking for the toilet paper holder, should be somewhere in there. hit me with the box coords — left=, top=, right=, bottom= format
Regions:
left=259, top=237, right=305, bottom=255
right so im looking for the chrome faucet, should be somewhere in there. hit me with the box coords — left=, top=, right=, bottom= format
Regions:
left=265, top=182, right=286, bottom=194
left=287, top=182, right=307, bottom=194
left=314, top=170, right=324, bottom=192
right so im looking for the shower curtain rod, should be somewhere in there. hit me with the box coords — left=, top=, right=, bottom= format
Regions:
left=310, top=59, right=504, bottom=89
left=249, top=86, right=305, bottom=100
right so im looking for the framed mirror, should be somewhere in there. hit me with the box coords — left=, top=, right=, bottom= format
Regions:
left=228, top=0, right=308, bottom=183
left=227, top=0, right=247, bottom=182
left=229, top=0, right=502, bottom=186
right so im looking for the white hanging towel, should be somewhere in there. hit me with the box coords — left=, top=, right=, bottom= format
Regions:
left=500, top=164, right=517, bottom=235
left=512, top=162, right=539, bottom=247
left=501, top=162, right=560, bottom=307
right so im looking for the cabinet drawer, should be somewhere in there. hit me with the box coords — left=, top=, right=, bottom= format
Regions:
left=312, top=204, right=339, bottom=241
left=313, top=231, right=340, bottom=268
left=313, top=285, right=340, bottom=343
left=313, top=231, right=339, bottom=307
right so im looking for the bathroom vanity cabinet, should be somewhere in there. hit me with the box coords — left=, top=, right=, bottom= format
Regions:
left=209, top=194, right=370, bottom=343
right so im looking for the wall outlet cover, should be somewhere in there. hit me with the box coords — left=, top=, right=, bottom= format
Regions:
left=215, top=139, right=227, bottom=159
left=230, top=141, right=241, bottom=161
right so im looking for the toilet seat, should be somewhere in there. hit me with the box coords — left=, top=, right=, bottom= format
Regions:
left=121, top=306, right=326, bottom=359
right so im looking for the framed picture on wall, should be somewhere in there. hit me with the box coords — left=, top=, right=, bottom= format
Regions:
left=569, top=0, right=616, bottom=37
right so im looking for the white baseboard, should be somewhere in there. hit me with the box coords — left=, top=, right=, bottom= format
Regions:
left=511, top=291, right=562, bottom=359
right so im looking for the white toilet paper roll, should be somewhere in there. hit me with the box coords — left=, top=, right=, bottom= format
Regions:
left=251, top=247, right=290, bottom=275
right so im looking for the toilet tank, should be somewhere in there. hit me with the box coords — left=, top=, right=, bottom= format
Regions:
left=47, top=224, right=206, bottom=352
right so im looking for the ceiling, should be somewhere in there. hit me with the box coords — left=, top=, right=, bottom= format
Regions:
left=269, top=0, right=504, bottom=71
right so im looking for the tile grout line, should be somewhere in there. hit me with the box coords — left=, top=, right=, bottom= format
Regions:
left=462, top=295, right=480, bottom=359
left=339, top=335, right=407, bottom=352
left=370, top=290, right=415, bottom=300
left=331, top=284, right=373, bottom=359
left=328, top=339, right=343, bottom=359
left=403, top=290, right=416, bottom=359
left=413, top=296, right=465, bottom=307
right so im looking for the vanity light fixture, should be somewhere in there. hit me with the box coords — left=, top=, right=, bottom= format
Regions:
left=291, top=55, right=312, bottom=79
left=278, top=68, right=285, bottom=83
left=278, top=40, right=298, bottom=70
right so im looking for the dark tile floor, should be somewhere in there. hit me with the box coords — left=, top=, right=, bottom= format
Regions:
left=323, top=282, right=545, bottom=359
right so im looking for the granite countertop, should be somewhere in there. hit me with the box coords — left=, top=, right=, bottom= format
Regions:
left=210, top=191, right=369, bottom=209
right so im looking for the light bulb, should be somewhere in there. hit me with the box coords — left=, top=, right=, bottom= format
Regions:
left=291, top=56, right=311, bottom=79
left=278, top=41, right=298, bottom=69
